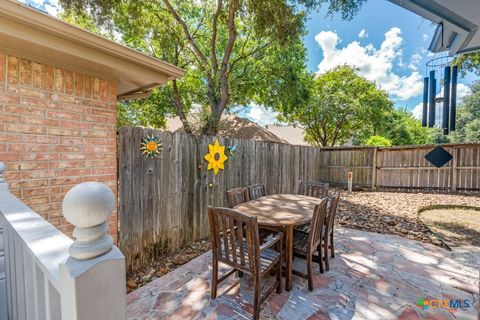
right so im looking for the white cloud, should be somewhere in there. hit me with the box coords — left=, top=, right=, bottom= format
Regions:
left=457, top=83, right=471, bottom=101
left=358, top=29, right=368, bottom=39
left=247, top=104, right=279, bottom=126
left=408, top=53, right=422, bottom=71
left=315, top=27, right=424, bottom=101
left=411, top=83, right=471, bottom=120
left=44, top=4, right=59, bottom=16
left=25, top=0, right=61, bottom=16
left=411, top=102, right=423, bottom=120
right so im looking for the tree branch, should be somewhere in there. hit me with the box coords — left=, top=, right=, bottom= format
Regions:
left=211, top=0, right=222, bottom=78
left=162, top=0, right=211, bottom=78
left=217, top=0, right=238, bottom=115
left=172, top=79, right=193, bottom=134
left=230, top=39, right=272, bottom=72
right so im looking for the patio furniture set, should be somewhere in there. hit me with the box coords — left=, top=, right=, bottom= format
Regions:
left=208, top=181, right=340, bottom=319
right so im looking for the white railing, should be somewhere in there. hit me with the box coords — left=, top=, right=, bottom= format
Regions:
left=0, top=162, right=126, bottom=320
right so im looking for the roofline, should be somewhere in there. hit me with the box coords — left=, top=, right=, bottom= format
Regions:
left=388, top=0, right=480, bottom=55
left=0, top=1, right=184, bottom=80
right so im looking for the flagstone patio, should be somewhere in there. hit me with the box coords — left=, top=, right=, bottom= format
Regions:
left=126, top=228, right=479, bottom=320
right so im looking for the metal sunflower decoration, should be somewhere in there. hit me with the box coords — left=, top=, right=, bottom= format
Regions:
left=140, top=134, right=162, bottom=159
left=204, top=139, right=228, bottom=175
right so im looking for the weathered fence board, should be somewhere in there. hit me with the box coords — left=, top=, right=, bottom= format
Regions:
left=119, top=127, right=479, bottom=272
left=319, top=143, right=480, bottom=190
left=118, top=127, right=323, bottom=272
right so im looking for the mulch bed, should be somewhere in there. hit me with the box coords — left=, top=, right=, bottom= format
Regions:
left=127, top=189, right=480, bottom=292
left=337, top=190, right=480, bottom=246
left=127, top=240, right=211, bottom=293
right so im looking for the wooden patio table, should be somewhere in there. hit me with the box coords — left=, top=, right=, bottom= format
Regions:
left=234, top=194, right=319, bottom=291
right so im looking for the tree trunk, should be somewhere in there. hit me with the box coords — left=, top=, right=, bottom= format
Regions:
left=172, top=80, right=193, bottom=134
left=201, top=100, right=225, bottom=135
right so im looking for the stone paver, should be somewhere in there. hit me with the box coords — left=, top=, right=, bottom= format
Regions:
left=127, top=228, right=479, bottom=320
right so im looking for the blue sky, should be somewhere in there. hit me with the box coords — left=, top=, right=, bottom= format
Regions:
left=306, top=0, right=437, bottom=118
left=26, top=0, right=475, bottom=125
left=238, top=0, right=475, bottom=125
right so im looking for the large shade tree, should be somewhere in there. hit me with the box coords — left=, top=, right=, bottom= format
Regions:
left=451, top=82, right=480, bottom=142
left=375, top=108, right=433, bottom=146
left=454, top=52, right=480, bottom=77
left=58, top=0, right=366, bottom=134
left=278, top=66, right=392, bottom=147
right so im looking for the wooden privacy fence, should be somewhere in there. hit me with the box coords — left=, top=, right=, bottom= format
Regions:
left=118, top=126, right=323, bottom=272
left=319, top=143, right=480, bottom=191
left=118, top=126, right=479, bottom=271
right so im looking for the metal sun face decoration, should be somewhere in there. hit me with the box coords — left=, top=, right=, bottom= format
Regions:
left=140, top=134, right=162, bottom=159
left=204, top=139, right=228, bottom=175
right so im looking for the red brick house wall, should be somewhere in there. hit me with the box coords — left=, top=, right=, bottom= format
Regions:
left=0, top=51, right=118, bottom=240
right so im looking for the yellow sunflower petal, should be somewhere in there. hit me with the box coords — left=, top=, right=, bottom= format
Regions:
left=213, top=166, right=219, bottom=175
left=217, top=162, right=224, bottom=170
left=219, top=154, right=228, bottom=162
left=208, top=143, right=215, bottom=155
left=204, top=154, right=213, bottom=161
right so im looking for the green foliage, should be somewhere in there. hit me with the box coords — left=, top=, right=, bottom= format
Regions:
left=451, top=82, right=480, bottom=143
left=365, top=135, right=392, bottom=147
left=57, top=0, right=366, bottom=133
left=279, top=66, right=392, bottom=147
left=454, top=52, right=480, bottom=77
left=61, top=8, right=110, bottom=37
left=376, top=108, right=434, bottom=146
left=117, top=89, right=175, bottom=129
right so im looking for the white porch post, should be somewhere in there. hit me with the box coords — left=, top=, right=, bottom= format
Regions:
left=59, top=182, right=126, bottom=320
left=0, top=162, right=8, bottom=320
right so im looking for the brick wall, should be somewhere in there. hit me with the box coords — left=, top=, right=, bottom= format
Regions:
left=0, top=51, right=118, bottom=240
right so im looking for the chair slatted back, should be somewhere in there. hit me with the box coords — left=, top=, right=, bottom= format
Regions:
left=226, top=187, right=250, bottom=208
left=248, top=183, right=266, bottom=200
left=326, top=192, right=340, bottom=234
left=298, top=181, right=329, bottom=198
left=208, top=207, right=260, bottom=274
left=307, top=199, right=328, bottom=253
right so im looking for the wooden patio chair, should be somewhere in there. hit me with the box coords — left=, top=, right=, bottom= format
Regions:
left=295, top=181, right=329, bottom=233
left=226, top=187, right=250, bottom=208
left=208, top=207, right=283, bottom=320
left=248, top=183, right=266, bottom=200
left=298, top=180, right=329, bottom=198
left=323, top=192, right=340, bottom=271
left=292, top=199, right=328, bottom=291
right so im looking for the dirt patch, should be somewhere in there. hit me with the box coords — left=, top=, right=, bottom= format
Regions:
left=419, top=207, right=480, bottom=247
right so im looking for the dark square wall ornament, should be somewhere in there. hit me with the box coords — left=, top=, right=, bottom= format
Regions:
left=425, top=146, right=453, bottom=168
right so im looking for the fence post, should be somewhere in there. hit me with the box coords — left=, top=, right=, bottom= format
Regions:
left=59, top=182, right=126, bottom=320
left=451, top=146, right=458, bottom=192
left=371, top=148, right=378, bottom=190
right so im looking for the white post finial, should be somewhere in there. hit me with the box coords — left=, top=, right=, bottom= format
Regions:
left=62, top=182, right=115, bottom=260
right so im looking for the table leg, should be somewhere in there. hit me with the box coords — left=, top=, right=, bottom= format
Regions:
left=285, top=225, right=293, bottom=291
